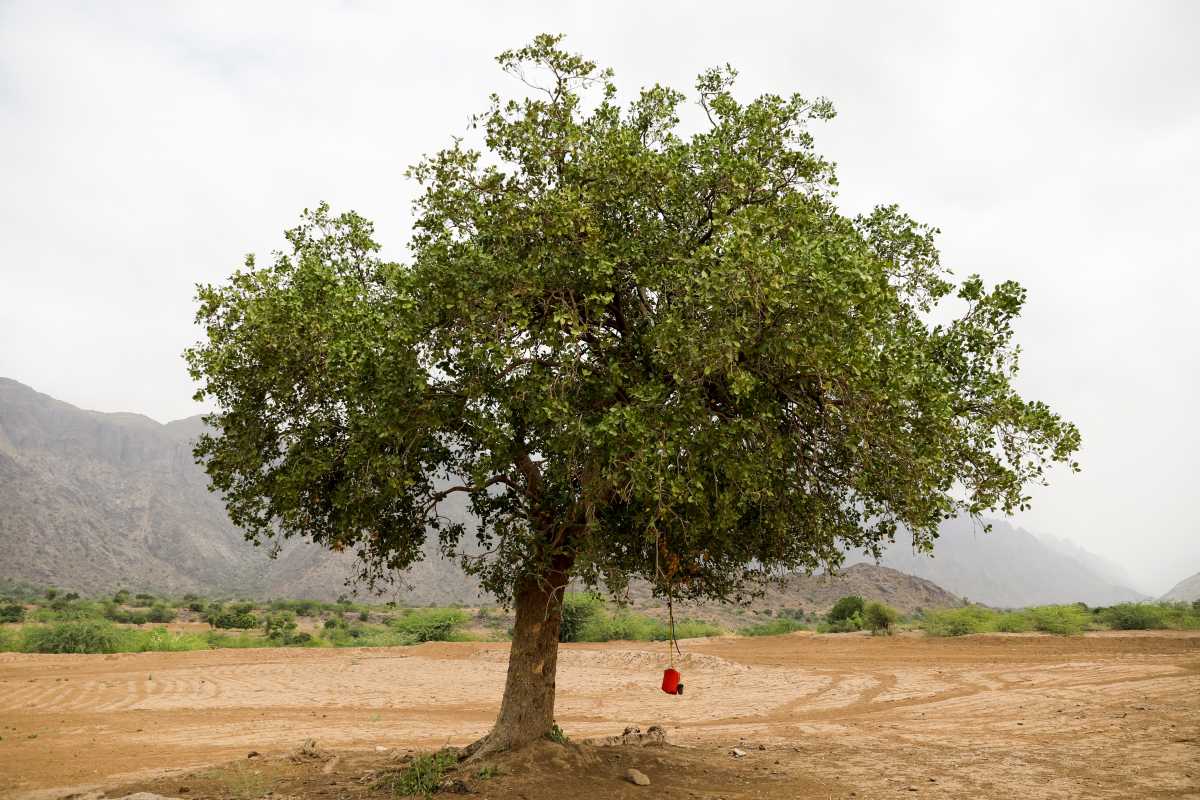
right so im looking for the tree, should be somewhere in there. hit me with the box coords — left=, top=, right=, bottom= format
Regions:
left=863, top=601, right=899, bottom=634
left=186, top=35, right=1079, bottom=757
left=828, top=596, right=867, bottom=624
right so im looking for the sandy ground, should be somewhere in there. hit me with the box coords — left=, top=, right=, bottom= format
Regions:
left=0, top=631, right=1197, bottom=799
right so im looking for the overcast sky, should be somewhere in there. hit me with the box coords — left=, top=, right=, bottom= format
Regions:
left=1, top=2, right=1197, bottom=594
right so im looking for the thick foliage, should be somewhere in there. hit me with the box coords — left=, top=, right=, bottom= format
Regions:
left=863, top=601, right=899, bottom=634
left=827, top=595, right=866, bottom=623
left=186, top=35, right=1079, bottom=606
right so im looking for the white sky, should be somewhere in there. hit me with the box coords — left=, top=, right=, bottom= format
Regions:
left=1, top=1, right=1197, bottom=594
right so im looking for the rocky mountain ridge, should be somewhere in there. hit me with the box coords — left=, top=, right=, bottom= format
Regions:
left=0, top=376, right=1151, bottom=608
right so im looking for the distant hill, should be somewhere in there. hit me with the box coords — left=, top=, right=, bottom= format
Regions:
left=1161, top=572, right=1200, bottom=603
left=847, top=518, right=1149, bottom=608
left=0, top=376, right=1145, bottom=611
left=0, top=377, right=482, bottom=603
left=621, top=562, right=965, bottom=628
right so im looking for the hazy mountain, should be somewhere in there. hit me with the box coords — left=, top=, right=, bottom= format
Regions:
left=0, top=376, right=482, bottom=603
left=848, top=517, right=1150, bottom=608
left=1161, top=572, right=1200, bottom=603
left=0, top=376, right=1147, bottom=610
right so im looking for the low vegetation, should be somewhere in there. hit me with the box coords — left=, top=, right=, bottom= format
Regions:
left=380, top=750, right=459, bottom=797
left=921, top=601, right=1200, bottom=636
left=559, top=593, right=722, bottom=642
left=1, top=582, right=1195, bottom=654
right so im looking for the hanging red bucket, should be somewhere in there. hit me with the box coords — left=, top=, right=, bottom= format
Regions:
left=661, top=668, right=683, bottom=695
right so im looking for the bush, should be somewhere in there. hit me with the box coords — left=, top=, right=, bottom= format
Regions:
left=992, top=611, right=1035, bottom=633
left=1098, top=603, right=1170, bottom=630
left=818, top=614, right=863, bottom=633
left=1025, top=605, right=1089, bottom=635
left=127, top=627, right=209, bottom=652
left=559, top=593, right=604, bottom=643
left=24, top=620, right=122, bottom=653
left=263, top=611, right=298, bottom=640
left=390, top=609, right=470, bottom=642
left=923, top=606, right=994, bottom=637
left=740, top=617, right=807, bottom=637
left=828, top=596, right=865, bottom=623
left=207, top=605, right=259, bottom=629
left=383, top=751, right=458, bottom=797
left=863, top=601, right=899, bottom=634
left=0, top=602, right=25, bottom=624
left=147, top=604, right=177, bottom=624
left=113, top=589, right=131, bottom=604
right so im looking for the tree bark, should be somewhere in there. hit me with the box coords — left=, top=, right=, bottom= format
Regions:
left=463, top=552, right=572, bottom=760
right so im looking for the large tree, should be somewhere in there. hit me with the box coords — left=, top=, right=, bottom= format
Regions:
left=186, top=35, right=1079, bottom=756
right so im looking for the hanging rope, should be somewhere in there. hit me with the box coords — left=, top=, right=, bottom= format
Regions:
left=655, top=529, right=682, bottom=668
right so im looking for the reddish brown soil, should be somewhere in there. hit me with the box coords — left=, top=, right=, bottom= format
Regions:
left=1, top=631, right=1197, bottom=799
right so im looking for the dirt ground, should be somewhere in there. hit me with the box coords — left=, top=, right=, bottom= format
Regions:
left=1, top=631, right=1197, bottom=799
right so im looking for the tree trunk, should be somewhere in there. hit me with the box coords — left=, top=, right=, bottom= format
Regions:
left=464, top=553, right=571, bottom=759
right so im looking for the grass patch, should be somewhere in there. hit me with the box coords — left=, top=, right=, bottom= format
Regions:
left=382, top=751, right=459, bottom=797
left=923, top=604, right=1092, bottom=636
left=1096, top=602, right=1200, bottom=630
left=922, top=606, right=997, bottom=636
left=739, top=617, right=808, bottom=636
left=389, top=608, right=472, bottom=643
left=22, top=620, right=123, bottom=653
left=560, top=593, right=721, bottom=642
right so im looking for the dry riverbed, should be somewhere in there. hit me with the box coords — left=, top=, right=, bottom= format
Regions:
left=0, top=631, right=1197, bottom=799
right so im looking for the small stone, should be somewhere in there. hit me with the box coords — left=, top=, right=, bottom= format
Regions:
left=730, top=747, right=747, bottom=758
left=246, top=751, right=261, bottom=759
left=375, top=745, right=388, bottom=752
left=626, top=768, right=651, bottom=786
left=757, top=744, right=766, bottom=750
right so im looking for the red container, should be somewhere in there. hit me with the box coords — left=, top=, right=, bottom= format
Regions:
left=661, top=668, right=682, bottom=695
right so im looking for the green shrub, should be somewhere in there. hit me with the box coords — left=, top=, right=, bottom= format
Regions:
left=24, top=620, right=122, bottom=653
left=263, top=611, right=298, bottom=640
left=383, top=751, right=458, bottom=797
left=559, top=593, right=604, bottom=643
left=923, top=606, right=994, bottom=636
left=863, top=601, right=899, bottom=634
left=0, top=602, right=25, bottom=623
left=1025, top=605, right=1089, bottom=635
left=128, top=627, right=209, bottom=652
left=204, top=630, right=263, bottom=648
left=0, top=628, right=18, bottom=651
left=740, top=617, right=807, bottom=636
left=818, top=614, right=863, bottom=633
left=390, top=608, right=470, bottom=642
left=992, top=611, right=1035, bottom=632
left=210, top=609, right=259, bottom=629
left=546, top=723, right=569, bottom=744
left=146, top=604, right=177, bottom=624
left=827, top=596, right=865, bottom=623
left=673, top=619, right=723, bottom=638
left=1098, top=603, right=1170, bottom=630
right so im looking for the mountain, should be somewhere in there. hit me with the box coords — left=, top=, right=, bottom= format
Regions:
left=620, top=562, right=965, bottom=628
left=848, top=518, right=1149, bottom=608
left=0, top=377, right=482, bottom=603
left=0, top=376, right=1143, bottom=611
left=1161, top=572, right=1200, bottom=603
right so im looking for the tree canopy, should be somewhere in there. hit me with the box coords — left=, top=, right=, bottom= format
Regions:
left=186, top=34, right=1079, bottom=752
